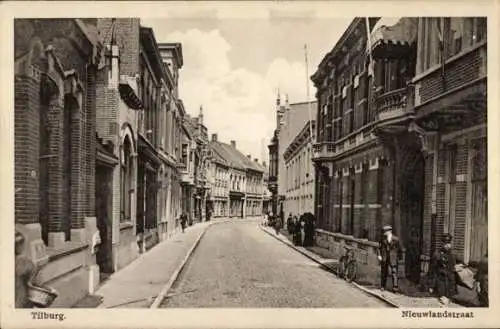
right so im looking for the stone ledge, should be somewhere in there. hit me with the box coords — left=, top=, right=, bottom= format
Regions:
left=46, top=242, right=89, bottom=262
left=119, top=221, right=134, bottom=231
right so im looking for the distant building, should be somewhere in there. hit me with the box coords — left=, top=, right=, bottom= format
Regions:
left=279, top=100, right=317, bottom=217
left=283, top=119, right=316, bottom=217
left=182, top=107, right=211, bottom=223
left=209, top=136, right=266, bottom=218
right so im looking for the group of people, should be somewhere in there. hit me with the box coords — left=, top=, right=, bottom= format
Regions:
left=262, top=211, right=316, bottom=247
left=377, top=225, right=488, bottom=307
left=286, top=212, right=315, bottom=247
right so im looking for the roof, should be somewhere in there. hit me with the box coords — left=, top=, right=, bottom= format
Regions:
left=140, top=26, right=173, bottom=88
left=369, top=17, right=418, bottom=51
left=312, top=17, right=380, bottom=84
left=209, top=141, right=264, bottom=173
left=208, top=142, right=228, bottom=166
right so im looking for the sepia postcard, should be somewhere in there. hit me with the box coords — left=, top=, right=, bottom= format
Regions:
left=0, top=0, right=498, bottom=328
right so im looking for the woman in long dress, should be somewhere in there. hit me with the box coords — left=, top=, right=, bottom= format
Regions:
left=292, top=216, right=302, bottom=246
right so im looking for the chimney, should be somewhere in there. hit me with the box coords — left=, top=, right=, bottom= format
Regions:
left=211, top=133, right=218, bottom=142
left=254, top=158, right=258, bottom=163
left=247, top=154, right=251, bottom=159
left=230, top=140, right=236, bottom=148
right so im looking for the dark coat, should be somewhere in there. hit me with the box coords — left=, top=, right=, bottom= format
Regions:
left=429, top=248, right=458, bottom=298
left=378, top=236, right=402, bottom=266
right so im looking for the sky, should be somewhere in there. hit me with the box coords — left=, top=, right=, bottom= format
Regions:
left=141, top=9, right=351, bottom=163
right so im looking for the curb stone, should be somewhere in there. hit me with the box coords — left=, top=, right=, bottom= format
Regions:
left=258, top=224, right=398, bottom=308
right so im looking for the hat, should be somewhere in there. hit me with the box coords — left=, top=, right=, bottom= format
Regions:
left=442, top=234, right=453, bottom=243
left=382, top=225, right=392, bottom=232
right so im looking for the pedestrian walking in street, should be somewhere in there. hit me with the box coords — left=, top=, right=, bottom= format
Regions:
left=292, top=216, right=302, bottom=246
left=287, top=213, right=293, bottom=234
left=428, top=234, right=458, bottom=306
left=180, top=212, right=187, bottom=233
left=274, top=215, right=282, bottom=235
left=302, top=212, right=315, bottom=247
left=377, top=225, right=401, bottom=293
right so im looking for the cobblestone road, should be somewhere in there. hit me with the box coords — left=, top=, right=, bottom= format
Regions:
left=160, top=220, right=388, bottom=308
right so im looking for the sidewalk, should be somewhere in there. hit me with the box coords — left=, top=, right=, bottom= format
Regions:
left=259, top=225, right=462, bottom=308
left=74, top=220, right=225, bottom=308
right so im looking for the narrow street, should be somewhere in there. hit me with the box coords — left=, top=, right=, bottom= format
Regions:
left=160, top=219, right=388, bottom=308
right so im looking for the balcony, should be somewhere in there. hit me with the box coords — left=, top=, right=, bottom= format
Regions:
left=412, top=42, right=487, bottom=133
left=373, top=86, right=415, bottom=135
left=312, top=130, right=377, bottom=161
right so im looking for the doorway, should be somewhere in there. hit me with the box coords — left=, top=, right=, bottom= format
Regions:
left=401, top=151, right=425, bottom=283
left=95, top=164, right=114, bottom=279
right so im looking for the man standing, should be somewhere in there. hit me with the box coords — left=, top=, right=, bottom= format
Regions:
left=377, top=225, right=401, bottom=293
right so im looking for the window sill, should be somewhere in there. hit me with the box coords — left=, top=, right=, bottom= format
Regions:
left=47, top=242, right=89, bottom=262
left=119, top=221, right=134, bottom=230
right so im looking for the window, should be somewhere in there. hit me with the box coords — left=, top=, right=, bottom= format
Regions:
left=445, top=17, right=486, bottom=59
left=447, top=144, right=457, bottom=236
left=121, top=138, right=133, bottom=222
left=417, top=18, right=443, bottom=74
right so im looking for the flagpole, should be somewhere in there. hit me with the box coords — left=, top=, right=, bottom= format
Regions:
left=304, top=44, right=314, bottom=144
left=303, top=44, right=314, bottom=214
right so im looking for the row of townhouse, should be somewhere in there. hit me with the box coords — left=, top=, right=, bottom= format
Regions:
left=179, top=107, right=212, bottom=225
left=13, top=18, right=213, bottom=307
left=267, top=94, right=317, bottom=218
left=208, top=134, right=268, bottom=219
left=311, top=17, right=487, bottom=285
left=280, top=97, right=318, bottom=217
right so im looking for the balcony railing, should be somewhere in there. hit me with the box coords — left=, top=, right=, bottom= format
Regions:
left=374, top=85, right=415, bottom=122
left=375, top=87, right=406, bottom=115
left=312, top=130, right=377, bottom=160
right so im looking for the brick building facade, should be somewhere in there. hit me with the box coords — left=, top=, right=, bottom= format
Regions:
left=14, top=19, right=102, bottom=306
left=311, top=17, right=487, bottom=285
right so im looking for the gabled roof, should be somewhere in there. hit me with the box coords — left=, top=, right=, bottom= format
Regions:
left=209, top=141, right=264, bottom=173
left=209, top=141, right=246, bottom=170
left=208, top=142, right=228, bottom=167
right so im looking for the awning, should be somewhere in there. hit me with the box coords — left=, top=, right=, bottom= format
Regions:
left=367, top=17, right=418, bottom=53
left=119, top=77, right=142, bottom=110
left=138, top=133, right=161, bottom=166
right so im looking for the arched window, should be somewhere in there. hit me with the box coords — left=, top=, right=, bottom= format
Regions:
left=121, top=137, right=133, bottom=222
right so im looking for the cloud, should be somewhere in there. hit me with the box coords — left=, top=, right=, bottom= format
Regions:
left=166, top=28, right=315, bottom=162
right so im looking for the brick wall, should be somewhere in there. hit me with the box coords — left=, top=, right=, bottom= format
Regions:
left=365, top=167, right=379, bottom=241
left=47, top=97, right=65, bottom=234
left=418, top=46, right=483, bottom=104
left=353, top=172, right=362, bottom=237
left=86, top=64, right=97, bottom=217
left=14, top=75, right=40, bottom=225
left=97, top=18, right=140, bottom=77
left=379, top=162, right=393, bottom=232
